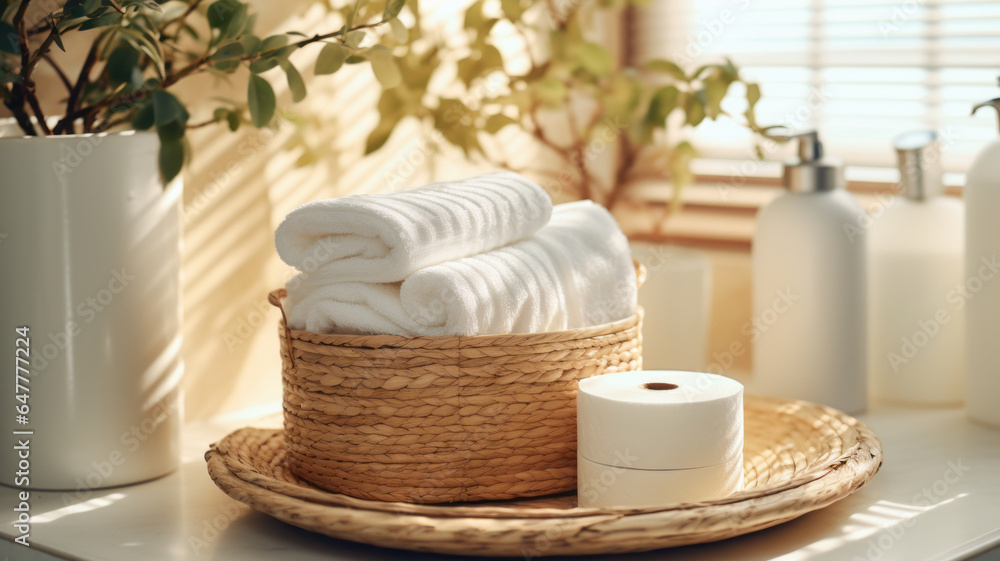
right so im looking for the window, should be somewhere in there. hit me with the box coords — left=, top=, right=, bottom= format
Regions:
left=629, top=0, right=1000, bottom=186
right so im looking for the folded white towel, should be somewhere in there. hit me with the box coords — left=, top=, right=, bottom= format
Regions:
left=284, top=200, right=637, bottom=336
left=274, top=172, right=552, bottom=283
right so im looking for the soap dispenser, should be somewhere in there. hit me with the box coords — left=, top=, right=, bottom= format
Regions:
left=869, top=131, right=965, bottom=405
left=965, top=97, right=1000, bottom=427
left=752, top=130, right=867, bottom=414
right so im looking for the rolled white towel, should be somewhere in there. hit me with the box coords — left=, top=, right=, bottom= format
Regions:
left=284, top=200, right=637, bottom=336
left=274, top=171, right=552, bottom=283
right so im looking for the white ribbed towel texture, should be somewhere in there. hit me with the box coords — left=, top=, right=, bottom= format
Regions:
left=273, top=171, right=552, bottom=283
left=283, top=200, right=637, bottom=336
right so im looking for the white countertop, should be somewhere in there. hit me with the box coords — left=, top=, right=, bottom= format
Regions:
left=3, top=402, right=1000, bottom=561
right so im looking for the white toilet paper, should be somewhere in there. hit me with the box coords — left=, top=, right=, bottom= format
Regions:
left=578, top=371, right=744, bottom=470
left=576, top=371, right=745, bottom=509
left=577, top=454, right=743, bottom=508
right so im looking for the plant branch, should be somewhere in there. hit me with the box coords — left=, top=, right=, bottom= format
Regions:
left=604, top=133, right=636, bottom=211
left=57, top=37, right=102, bottom=134
left=42, top=55, right=73, bottom=92
left=160, top=0, right=204, bottom=36
left=56, top=17, right=392, bottom=133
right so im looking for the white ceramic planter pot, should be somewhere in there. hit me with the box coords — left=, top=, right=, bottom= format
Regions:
left=0, top=126, right=182, bottom=490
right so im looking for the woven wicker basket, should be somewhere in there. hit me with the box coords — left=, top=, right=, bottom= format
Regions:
left=268, top=266, right=644, bottom=504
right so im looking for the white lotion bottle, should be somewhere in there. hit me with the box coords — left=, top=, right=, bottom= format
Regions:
left=752, top=130, right=867, bottom=414
left=869, top=131, right=965, bottom=405
left=965, top=98, right=1000, bottom=427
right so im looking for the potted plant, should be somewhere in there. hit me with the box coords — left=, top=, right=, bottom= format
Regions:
left=0, top=0, right=409, bottom=490
left=362, top=0, right=776, bottom=213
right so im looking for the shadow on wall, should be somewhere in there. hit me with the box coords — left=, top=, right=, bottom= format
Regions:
left=174, top=2, right=446, bottom=420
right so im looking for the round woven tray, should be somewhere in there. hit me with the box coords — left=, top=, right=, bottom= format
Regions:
left=205, top=394, right=882, bottom=557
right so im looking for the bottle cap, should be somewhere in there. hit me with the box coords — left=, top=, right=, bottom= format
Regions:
left=894, top=130, right=943, bottom=201
left=778, top=130, right=845, bottom=193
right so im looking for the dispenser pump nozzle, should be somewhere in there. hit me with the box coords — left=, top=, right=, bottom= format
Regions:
left=972, top=98, right=1000, bottom=135
left=776, top=129, right=843, bottom=193
left=894, top=130, right=943, bottom=201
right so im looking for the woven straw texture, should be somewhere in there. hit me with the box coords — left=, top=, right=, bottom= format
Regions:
left=206, top=394, right=882, bottom=557
left=270, top=282, right=644, bottom=504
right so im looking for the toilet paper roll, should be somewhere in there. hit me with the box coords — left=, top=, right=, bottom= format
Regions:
left=577, top=371, right=743, bottom=470
left=577, top=454, right=744, bottom=509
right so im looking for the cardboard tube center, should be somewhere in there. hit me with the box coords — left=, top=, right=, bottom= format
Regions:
left=641, top=382, right=679, bottom=391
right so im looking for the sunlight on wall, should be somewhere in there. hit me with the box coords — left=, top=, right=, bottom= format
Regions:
left=177, top=0, right=498, bottom=420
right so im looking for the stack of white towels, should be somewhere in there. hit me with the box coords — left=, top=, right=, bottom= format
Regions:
left=274, top=172, right=637, bottom=337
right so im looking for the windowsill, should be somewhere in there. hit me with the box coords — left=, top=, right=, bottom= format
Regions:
left=620, top=176, right=963, bottom=250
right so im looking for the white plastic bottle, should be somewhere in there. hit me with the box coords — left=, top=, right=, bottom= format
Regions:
left=869, top=131, right=965, bottom=405
left=965, top=98, right=1000, bottom=427
left=752, top=131, right=867, bottom=414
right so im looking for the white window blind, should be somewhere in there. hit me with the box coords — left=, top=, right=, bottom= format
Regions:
left=629, top=0, right=1000, bottom=183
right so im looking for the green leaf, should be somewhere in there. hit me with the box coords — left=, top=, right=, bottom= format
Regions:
left=224, top=4, right=248, bottom=38
left=226, top=111, right=240, bottom=131
left=247, top=74, right=276, bottom=127
left=156, top=119, right=186, bottom=143
left=132, top=101, right=155, bottom=130
left=106, top=45, right=140, bottom=84
left=239, top=34, right=261, bottom=57
left=249, top=57, right=279, bottom=73
left=346, top=29, right=366, bottom=47
left=210, top=41, right=244, bottom=60
left=704, top=76, right=730, bottom=119
left=646, top=59, right=687, bottom=82
left=261, top=34, right=289, bottom=53
left=685, top=89, right=707, bottom=126
left=152, top=90, right=188, bottom=128
left=51, top=24, right=65, bottom=52
left=0, top=22, right=18, bottom=55
left=367, top=45, right=401, bottom=89
left=78, top=13, right=119, bottom=31
left=281, top=60, right=307, bottom=102
left=432, top=98, right=482, bottom=157
left=646, top=85, right=679, bottom=125
left=383, top=0, right=405, bottom=19
left=746, top=82, right=761, bottom=108
left=579, top=42, right=613, bottom=77
left=159, top=139, right=184, bottom=184
left=390, top=17, right=407, bottom=42
left=535, top=77, right=567, bottom=107
left=484, top=113, right=517, bottom=134
left=207, top=0, right=241, bottom=31
left=315, top=42, right=347, bottom=75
